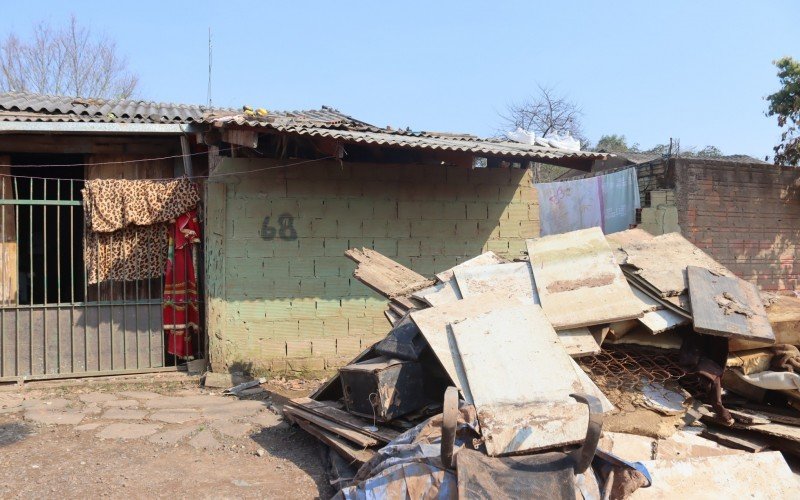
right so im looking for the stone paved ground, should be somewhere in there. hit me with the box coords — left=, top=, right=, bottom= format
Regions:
left=0, top=374, right=331, bottom=499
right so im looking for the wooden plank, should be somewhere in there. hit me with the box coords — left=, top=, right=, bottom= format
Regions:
left=731, top=294, right=800, bottom=350
left=286, top=412, right=375, bottom=467
left=434, top=251, right=506, bottom=282
left=287, top=398, right=400, bottom=443
left=687, top=266, right=775, bottom=342
left=345, top=248, right=434, bottom=299
left=738, top=422, right=800, bottom=444
left=625, top=274, right=693, bottom=319
left=451, top=305, right=586, bottom=455
left=410, top=292, right=528, bottom=403
left=605, top=227, right=655, bottom=265
left=557, top=328, right=601, bottom=357
left=526, top=227, right=644, bottom=329
left=282, top=406, right=378, bottom=448
left=700, top=426, right=771, bottom=452
left=622, top=232, right=733, bottom=297
left=632, top=451, right=795, bottom=499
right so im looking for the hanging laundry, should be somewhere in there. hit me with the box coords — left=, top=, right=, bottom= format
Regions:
left=535, top=176, right=603, bottom=236
left=534, top=167, right=640, bottom=236
left=84, top=224, right=168, bottom=284
left=82, top=178, right=199, bottom=284
left=163, top=210, right=201, bottom=359
left=600, top=167, right=641, bottom=234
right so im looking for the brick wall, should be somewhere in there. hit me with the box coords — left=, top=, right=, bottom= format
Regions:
left=206, top=158, right=538, bottom=374
left=675, top=159, right=800, bottom=291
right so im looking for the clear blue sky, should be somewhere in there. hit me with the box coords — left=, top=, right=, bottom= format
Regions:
left=2, top=1, right=798, bottom=159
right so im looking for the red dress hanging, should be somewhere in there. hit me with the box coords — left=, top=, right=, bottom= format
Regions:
left=163, top=210, right=201, bottom=359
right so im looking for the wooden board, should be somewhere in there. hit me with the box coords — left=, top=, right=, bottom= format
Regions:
left=434, top=251, right=506, bottom=282
left=282, top=406, right=378, bottom=448
left=622, top=232, right=733, bottom=297
left=526, top=227, right=644, bottom=329
left=624, top=271, right=692, bottom=318
left=286, top=413, right=375, bottom=466
left=605, top=228, right=655, bottom=265
left=687, top=266, right=775, bottom=342
left=410, top=292, right=526, bottom=404
left=345, top=247, right=434, bottom=299
left=287, top=398, right=400, bottom=443
left=631, top=451, right=795, bottom=499
left=558, top=328, right=601, bottom=357
left=730, top=294, right=800, bottom=350
left=450, top=305, right=586, bottom=455
left=700, top=426, right=771, bottom=453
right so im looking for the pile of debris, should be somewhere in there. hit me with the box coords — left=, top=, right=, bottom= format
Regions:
left=282, top=227, right=800, bottom=498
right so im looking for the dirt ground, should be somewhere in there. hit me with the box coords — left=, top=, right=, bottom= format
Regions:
left=0, top=373, right=332, bottom=499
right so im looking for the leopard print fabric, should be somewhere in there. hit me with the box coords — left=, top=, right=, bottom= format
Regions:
left=82, top=178, right=199, bottom=284
left=85, top=223, right=168, bottom=284
left=83, top=178, right=199, bottom=233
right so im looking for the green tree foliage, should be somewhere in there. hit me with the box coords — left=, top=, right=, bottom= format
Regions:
left=596, top=134, right=629, bottom=152
left=766, top=57, right=800, bottom=166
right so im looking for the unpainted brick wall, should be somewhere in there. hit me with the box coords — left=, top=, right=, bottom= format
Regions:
left=674, top=159, right=800, bottom=291
left=206, top=158, right=538, bottom=374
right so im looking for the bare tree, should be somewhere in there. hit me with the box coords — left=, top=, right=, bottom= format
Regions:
left=499, top=84, right=587, bottom=181
left=0, top=15, right=138, bottom=99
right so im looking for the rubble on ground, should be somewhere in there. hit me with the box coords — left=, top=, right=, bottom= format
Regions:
left=279, top=227, right=800, bottom=499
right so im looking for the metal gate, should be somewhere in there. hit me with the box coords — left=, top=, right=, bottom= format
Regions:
left=0, top=176, right=175, bottom=381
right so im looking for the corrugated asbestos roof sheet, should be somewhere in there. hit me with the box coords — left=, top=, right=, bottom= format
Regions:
left=203, top=113, right=606, bottom=162
left=0, top=91, right=605, bottom=162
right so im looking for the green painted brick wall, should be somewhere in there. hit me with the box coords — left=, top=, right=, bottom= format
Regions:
left=206, top=158, right=539, bottom=374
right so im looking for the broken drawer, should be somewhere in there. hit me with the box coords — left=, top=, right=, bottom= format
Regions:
left=339, top=356, right=426, bottom=422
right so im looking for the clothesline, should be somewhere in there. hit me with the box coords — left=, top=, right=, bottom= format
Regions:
left=0, top=155, right=336, bottom=182
left=7, top=146, right=240, bottom=168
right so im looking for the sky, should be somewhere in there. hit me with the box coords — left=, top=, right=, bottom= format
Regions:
left=1, top=1, right=798, bottom=159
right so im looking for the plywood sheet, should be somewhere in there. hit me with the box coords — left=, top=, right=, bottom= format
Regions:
left=410, top=292, right=524, bottom=403
left=411, top=279, right=462, bottom=307
left=454, top=262, right=538, bottom=304
left=631, top=451, right=795, bottom=499
left=454, top=261, right=598, bottom=354
left=687, top=266, right=774, bottom=342
left=526, top=227, right=644, bottom=329
left=606, top=228, right=654, bottom=265
left=434, top=251, right=506, bottom=282
left=622, top=232, right=733, bottom=297
left=730, top=294, right=800, bottom=351
left=639, top=308, right=690, bottom=334
left=451, top=305, right=586, bottom=455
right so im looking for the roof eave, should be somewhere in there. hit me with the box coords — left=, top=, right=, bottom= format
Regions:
left=0, top=121, right=188, bottom=135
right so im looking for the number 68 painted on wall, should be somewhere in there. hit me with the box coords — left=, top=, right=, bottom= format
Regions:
left=260, top=213, right=297, bottom=241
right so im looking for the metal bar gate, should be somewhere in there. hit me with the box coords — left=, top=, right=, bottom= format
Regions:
left=0, top=176, right=177, bottom=381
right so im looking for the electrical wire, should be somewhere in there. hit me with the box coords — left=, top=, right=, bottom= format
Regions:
left=0, top=155, right=337, bottom=182
left=6, top=146, right=240, bottom=168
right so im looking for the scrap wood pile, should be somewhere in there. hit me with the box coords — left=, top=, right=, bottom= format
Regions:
left=281, top=227, right=800, bottom=499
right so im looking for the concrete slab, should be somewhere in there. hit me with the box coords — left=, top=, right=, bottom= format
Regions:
left=212, top=421, right=253, bottom=439
left=101, top=408, right=148, bottom=420
left=188, top=429, right=221, bottom=450
left=98, top=423, right=161, bottom=440
left=148, top=409, right=200, bottom=424
left=74, top=422, right=104, bottom=431
left=24, top=409, right=85, bottom=425
left=117, top=391, right=163, bottom=400
left=102, top=399, right=140, bottom=408
left=78, top=393, right=118, bottom=404
left=249, top=411, right=284, bottom=428
left=21, top=398, right=71, bottom=410
left=202, top=401, right=266, bottom=421
left=148, top=427, right=196, bottom=446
